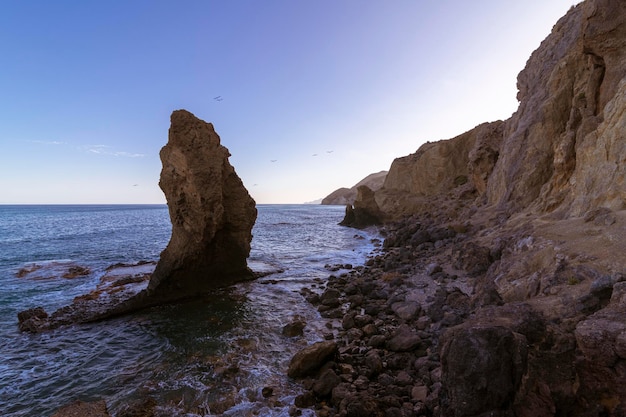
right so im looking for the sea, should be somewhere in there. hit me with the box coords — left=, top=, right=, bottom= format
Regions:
left=0, top=204, right=379, bottom=417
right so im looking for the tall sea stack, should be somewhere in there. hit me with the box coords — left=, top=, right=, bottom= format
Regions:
left=146, top=109, right=257, bottom=301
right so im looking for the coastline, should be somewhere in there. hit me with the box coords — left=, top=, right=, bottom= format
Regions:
left=287, top=203, right=626, bottom=416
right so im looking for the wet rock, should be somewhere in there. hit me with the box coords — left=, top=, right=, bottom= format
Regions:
left=51, top=400, right=110, bottom=417
left=294, top=391, right=316, bottom=408
left=115, top=397, right=158, bottom=417
left=17, top=307, right=49, bottom=333
left=340, top=186, right=384, bottom=228
left=282, top=318, right=306, bottom=337
left=288, top=341, right=338, bottom=378
left=320, top=288, right=342, bottom=307
left=262, top=386, right=274, bottom=398
left=62, top=266, right=91, bottom=279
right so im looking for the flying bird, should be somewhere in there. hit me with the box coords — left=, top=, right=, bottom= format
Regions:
left=214, top=96, right=223, bottom=101
left=326, top=150, right=334, bottom=153
left=312, top=153, right=318, bottom=157
left=270, top=159, right=277, bottom=162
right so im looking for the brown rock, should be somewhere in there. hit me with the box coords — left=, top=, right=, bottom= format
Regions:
left=440, top=325, right=528, bottom=417
left=386, top=324, right=421, bottom=352
left=339, top=185, right=384, bottom=228
left=322, top=171, right=388, bottom=205
left=51, top=400, right=110, bottom=417
left=282, top=318, right=306, bottom=337
left=146, top=109, right=257, bottom=300
left=313, top=368, right=341, bottom=397
left=288, top=341, right=337, bottom=378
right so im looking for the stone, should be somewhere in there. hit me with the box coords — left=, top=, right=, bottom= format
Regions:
left=386, top=324, right=421, bottom=352
left=411, top=385, right=429, bottom=402
left=313, top=368, right=341, bottom=397
left=51, top=400, right=110, bottom=417
left=390, top=301, right=420, bottom=321
left=288, top=341, right=338, bottom=378
left=62, top=266, right=91, bottom=279
left=146, top=110, right=257, bottom=301
left=282, top=319, right=306, bottom=337
left=340, top=186, right=384, bottom=228
left=440, top=325, right=528, bottom=417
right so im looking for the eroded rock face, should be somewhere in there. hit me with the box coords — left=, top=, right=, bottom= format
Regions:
left=373, top=121, right=504, bottom=219
left=147, top=110, right=257, bottom=300
left=354, top=0, right=625, bottom=222
left=339, top=185, right=384, bottom=228
left=487, top=0, right=626, bottom=216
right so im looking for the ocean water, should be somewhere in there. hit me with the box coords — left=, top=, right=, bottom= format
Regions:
left=0, top=204, right=378, bottom=416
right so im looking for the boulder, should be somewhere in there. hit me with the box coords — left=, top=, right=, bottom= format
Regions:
left=146, top=109, right=257, bottom=301
left=288, top=340, right=337, bottom=378
left=440, top=325, right=528, bottom=417
left=51, top=400, right=110, bottom=417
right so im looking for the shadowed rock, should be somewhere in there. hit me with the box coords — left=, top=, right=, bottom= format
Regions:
left=17, top=110, right=257, bottom=331
left=145, top=109, right=257, bottom=302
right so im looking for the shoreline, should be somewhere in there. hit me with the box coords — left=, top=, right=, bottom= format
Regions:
left=288, top=205, right=626, bottom=416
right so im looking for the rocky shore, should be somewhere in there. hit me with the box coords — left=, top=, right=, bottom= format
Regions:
left=286, top=1, right=626, bottom=415
left=289, top=204, right=625, bottom=416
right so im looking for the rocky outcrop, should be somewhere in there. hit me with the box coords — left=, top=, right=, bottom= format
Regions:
left=17, top=110, right=257, bottom=331
left=352, top=0, right=625, bottom=222
left=145, top=110, right=257, bottom=301
left=322, top=171, right=387, bottom=205
left=339, top=185, right=384, bottom=228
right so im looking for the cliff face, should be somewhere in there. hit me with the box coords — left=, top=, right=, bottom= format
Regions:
left=375, top=121, right=504, bottom=218
left=362, top=0, right=625, bottom=221
left=341, top=1, right=626, bottom=415
left=148, top=110, right=257, bottom=300
left=487, top=0, right=626, bottom=216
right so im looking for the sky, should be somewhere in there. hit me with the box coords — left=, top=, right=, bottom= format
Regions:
left=0, top=0, right=583, bottom=204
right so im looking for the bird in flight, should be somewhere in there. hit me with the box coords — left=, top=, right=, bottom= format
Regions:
left=214, top=96, right=223, bottom=101
left=327, top=150, right=334, bottom=153
left=270, top=159, right=277, bottom=162
left=312, top=153, right=318, bottom=157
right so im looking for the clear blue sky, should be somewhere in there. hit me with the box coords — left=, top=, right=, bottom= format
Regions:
left=0, top=0, right=581, bottom=204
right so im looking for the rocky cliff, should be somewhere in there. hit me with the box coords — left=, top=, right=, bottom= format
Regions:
left=361, top=0, right=625, bottom=221
left=327, top=1, right=626, bottom=416
left=146, top=110, right=257, bottom=301
left=322, top=171, right=387, bottom=205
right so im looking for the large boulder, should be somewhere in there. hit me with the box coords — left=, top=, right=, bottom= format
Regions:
left=146, top=110, right=257, bottom=300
